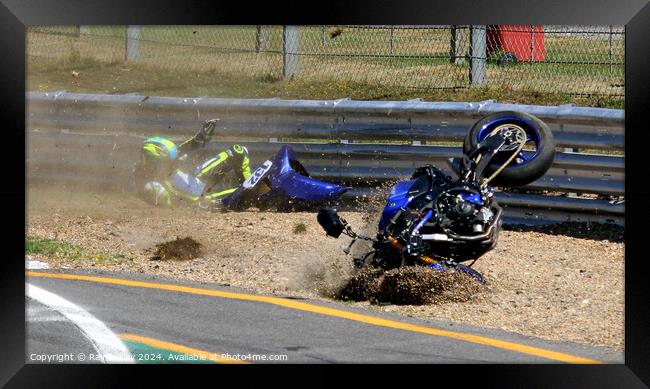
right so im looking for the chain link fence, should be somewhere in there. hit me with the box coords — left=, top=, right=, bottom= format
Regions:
left=27, top=25, right=624, bottom=97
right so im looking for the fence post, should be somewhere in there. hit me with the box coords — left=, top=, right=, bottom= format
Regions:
left=255, top=26, right=270, bottom=53
left=389, top=26, right=395, bottom=54
left=609, top=25, right=613, bottom=74
left=469, top=25, right=486, bottom=87
left=530, top=25, right=535, bottom=61
left=450, top=25, right=465, bottom=64
left=283, top=26, right=300, bottom=80
left=125, top=26, right=141, bottom=62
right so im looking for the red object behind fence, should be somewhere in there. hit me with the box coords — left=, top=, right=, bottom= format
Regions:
left=486, top=25, right=545, bottom=62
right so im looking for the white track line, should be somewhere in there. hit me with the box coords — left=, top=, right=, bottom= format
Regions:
left=26, top=260, right=49, bottom=270
left=25, top=255, right=49, bottom=270
left=26, top=283, right=135, bottom=363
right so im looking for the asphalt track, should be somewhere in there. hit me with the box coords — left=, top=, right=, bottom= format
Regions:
left=26, top=269, right=623, bottom=364
left=27, top=298, right=101, bottom=363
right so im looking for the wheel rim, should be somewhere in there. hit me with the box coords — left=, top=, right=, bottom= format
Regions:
left=476, top=117, right=541, bottom=167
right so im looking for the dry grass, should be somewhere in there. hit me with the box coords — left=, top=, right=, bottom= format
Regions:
left=26, top=57, right=624, bottom=109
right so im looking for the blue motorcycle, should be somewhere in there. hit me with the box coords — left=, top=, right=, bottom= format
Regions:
left=317, top=111, right=556, bottom=284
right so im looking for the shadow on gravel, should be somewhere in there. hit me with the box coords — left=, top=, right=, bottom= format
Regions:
left=335, top=266, right=483, bottom=306
left=503, top=222, right=624, bottom=243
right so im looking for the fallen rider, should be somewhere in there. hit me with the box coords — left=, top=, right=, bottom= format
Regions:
left=130, top=119, right=252, bottom=208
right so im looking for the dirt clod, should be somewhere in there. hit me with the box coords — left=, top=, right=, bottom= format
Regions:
left=151, top=237, right=202, bottom=261
left=337, top=267, right=385, bottom=302
left=337, top=266, right=483, bottom=305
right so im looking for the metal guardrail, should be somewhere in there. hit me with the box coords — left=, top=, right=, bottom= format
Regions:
left=26, top=92, right=625, bottom=225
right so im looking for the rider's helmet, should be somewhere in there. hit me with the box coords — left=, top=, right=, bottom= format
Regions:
left=142, top=136, right=178, bottom=161
left=139, top=137, right=178, bottom=180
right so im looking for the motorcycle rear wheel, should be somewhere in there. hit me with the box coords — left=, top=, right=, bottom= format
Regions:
left=463, top=111, right=556, bottom=187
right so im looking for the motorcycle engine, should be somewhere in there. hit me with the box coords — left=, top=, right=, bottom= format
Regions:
left=436, top=190, right=494, bottom=235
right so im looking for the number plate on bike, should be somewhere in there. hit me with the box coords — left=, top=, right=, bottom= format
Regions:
left=243, top=160, right=272, bottom=189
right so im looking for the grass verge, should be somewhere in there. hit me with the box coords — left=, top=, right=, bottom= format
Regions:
left=26, top=237, right=83, bottom=260
left=26, top=236, right=133, bottom=264
left=27, top=58, right=624, bottom=109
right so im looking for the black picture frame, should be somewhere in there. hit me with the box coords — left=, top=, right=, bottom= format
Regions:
left=4, top=0, right=649, bottom=386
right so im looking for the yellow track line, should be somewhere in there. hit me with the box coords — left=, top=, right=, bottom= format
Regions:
left=119, top=333, right=249, bottom=364
left=27, top=271, right=602, bottom=364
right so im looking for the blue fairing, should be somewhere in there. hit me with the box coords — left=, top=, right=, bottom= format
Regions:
left=268, top=145, right=350, bottom=202
left=460, top=192, right=483, bottom=205
left=222, top=145, right=350, bottom=208
left=378, top=179, right=417, bottom=230
left=275, top=171, right=349, bottom=201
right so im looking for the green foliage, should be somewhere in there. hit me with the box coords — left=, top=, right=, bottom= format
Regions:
left=26, top=237, right=133, bottom=263
left=26, top=237, right=83, bottom=260
left=293, top=222, right=307, bottom=234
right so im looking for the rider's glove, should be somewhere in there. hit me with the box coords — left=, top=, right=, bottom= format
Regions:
left=194, top=118, right=220, bottom=147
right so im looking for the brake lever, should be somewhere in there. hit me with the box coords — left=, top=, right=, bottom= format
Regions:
left=341, top=224, right=374, bottom=255
left=343, top=237, right=357, bottom=255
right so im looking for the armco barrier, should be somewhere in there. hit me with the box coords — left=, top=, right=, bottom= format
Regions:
left=26, top=92, right=625, bottom=225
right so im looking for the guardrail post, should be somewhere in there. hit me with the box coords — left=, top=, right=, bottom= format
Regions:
left=125, top=26, right=141, bottom=62
left=469, top=25, right=486, bottom=87
left=283, top=26, right=300, bottom=80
